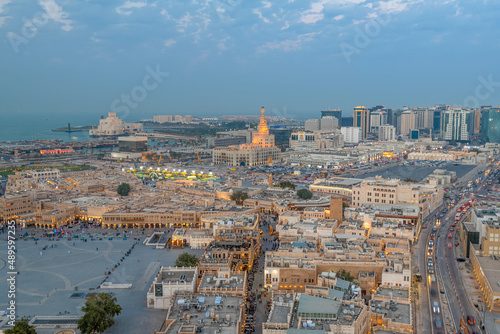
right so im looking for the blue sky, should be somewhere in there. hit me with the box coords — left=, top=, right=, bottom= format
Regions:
left=1, top=0, right=500, bottom=122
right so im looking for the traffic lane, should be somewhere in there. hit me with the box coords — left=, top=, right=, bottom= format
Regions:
left=418, top=226, right=433, bottom=333
left=444, top=222, right=479, bottom=332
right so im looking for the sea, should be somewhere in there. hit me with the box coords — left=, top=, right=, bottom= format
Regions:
left=0, top=112, right=101, bottom=143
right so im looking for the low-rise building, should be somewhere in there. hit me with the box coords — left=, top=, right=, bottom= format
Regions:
left=147, top=266, right=198, bottom=309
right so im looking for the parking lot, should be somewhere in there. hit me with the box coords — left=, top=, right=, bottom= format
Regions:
left=356, top=162, right=476, bottom=181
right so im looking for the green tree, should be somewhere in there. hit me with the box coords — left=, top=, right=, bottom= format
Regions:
left=279, top=181, right=296, bottom=190
left=4, top=318, right=37, bottom=334
left=336, top=269, right=355, bottom=282
left=77, top=293, right=122, bottom=334
left=230, top=191, right=249, bottom=205
left=175, top=252, right=199, bottom=267
left=117, top=183, right=131, bottom=196
left=403, top=178, right=418, bottom=183
left=296, top=189, right=313, bottom=200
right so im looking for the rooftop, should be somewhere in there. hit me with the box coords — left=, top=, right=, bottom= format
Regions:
left=166, top=293, right=243, bottom=334
left=476, top=256, right=500, bottom=293
left=370, top=299, right=411, bottom=325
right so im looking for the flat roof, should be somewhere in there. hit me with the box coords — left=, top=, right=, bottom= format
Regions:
left=297, top=294, right=341, bottom=316
left=476, top=256, right=500, bottom=293
left=370, top=299, right=411, bottom=325
left=167, top=293, right=243, bottom=334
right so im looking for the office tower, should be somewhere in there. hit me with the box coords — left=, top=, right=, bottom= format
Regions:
left=320, top=116, right=339, bottom=130
left=441, top=107, right=472, bottom=141
left=353, top=106, right=370, bottom=140
left=370, top=111, right=387, bottom=133
left=481, top=107, right=500, bottom=143
left=341, top=127, right=362, bottom=144
left=400, top=111, right=417, bottom=136
left=305, top=119, right=320, bottom=131
left=415, top=108, right=434, bottom=129
left=321, top=109, right=342, bottom=122
left=341, top=116, right=353, bottom=127
left=378, top=125, right=396, bottom=141
left=410, top=129, right=419, bottom=140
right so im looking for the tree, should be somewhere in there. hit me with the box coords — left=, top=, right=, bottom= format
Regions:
left=117, top=183, right=131, bottom=196
left=336, top=269, right=354, bottom=282
left=278, top=181, right=296, bottom=190
left=4, top=318, right=37, bottom=334
left=230, top=191, right=248, bottom=205
left=403, top=178, right=418, bottom=183
left=296, top=189, right=313, bottom=200
left=175, top=252, right=198, bottom=267
left=77, top=293, right=122, bottom=334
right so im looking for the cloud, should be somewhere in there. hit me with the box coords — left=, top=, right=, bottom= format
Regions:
left=281, top=21, right=290, bottom=30
left=0, top=15, right=10, bottom=28
left=258, top=32, right=320, bottom=52
left=377, top=0, right=422, bottom=14
left=333, top=14, right=344, bottom=20
left=39, top=0, right=73, bottom=31
left=115, top=0, right=147, bottom=15
left=91, top=33, right=101, bottom=43
left=253, top=8, right=270, bottom=23
left=300, top=0, right=365, bottom=24
left=262, top=1, right=272, bottom=8
left=164, top=38, right=176, bottom=47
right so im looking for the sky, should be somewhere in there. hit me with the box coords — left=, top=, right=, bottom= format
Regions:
left=1, top=0, right=500, bottom=123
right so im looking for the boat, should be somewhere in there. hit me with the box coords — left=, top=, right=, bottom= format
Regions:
left=72, top=136, right=78, bottom=140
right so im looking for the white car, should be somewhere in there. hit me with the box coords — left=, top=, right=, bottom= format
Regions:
left=433, top=301, right=440, bottom=313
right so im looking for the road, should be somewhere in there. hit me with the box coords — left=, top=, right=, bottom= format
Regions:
left=436, top=162, right=498, bottom=333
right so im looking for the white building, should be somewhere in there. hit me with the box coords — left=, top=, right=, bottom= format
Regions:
left=320, top=116, right=339, bottom=130
left=89, top=112, right=143, bottom=136
left=370, top=111, right=387, bottom=133
left=341, top=127, right=362, bottom=144
left=289, top=131, right=344, bottom=151
left=400, top=111, right=417, bottom=136
left=305, top=119, right=321, bottom=131
left=378, top=125, right=396, bottom=141
left=441, top=107, right=471, bottom=141
left=146, top=266, right=198, bottom=309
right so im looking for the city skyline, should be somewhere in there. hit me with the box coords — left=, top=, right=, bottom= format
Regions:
left=2, top=0, right=500, bottom=120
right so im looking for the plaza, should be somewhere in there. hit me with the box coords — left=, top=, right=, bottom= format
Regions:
left=0, top=231, right=204, bottom=333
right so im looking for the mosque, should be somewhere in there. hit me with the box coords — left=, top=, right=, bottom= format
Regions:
left=212, top=107, right=281, bottom=166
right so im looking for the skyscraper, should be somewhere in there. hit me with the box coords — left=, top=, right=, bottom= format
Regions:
left=441, top=107, right=471, bottom=141
left=353, top=106, right=370, bottom=140
left=400, top=111, right=417, bottom=136
left=321, top=109, right=342, bottom=122
left=481, top=107, right=500, bottom=143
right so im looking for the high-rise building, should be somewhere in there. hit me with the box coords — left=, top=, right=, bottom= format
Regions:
left=481, top=107, right=500, bottom=143
left=441, top=107, right=472, bottom=141
left=320, top=116, right=339, bottom=130
left=321, top=109, right=342, bottom=122
left=305, top=119, right=321, bottom=131
left=400, top=111, right=417, bottom=136
left=378, top=125, right=396, bottom=141
left=415, top=108, right=434, bottom=129
left=341, top=127, right=362, bottom=144
left=353, top=106, right=370, bottom=140
left=370, top=111, right=387, bottom=133
left=341, top=116, right=353, bottom=127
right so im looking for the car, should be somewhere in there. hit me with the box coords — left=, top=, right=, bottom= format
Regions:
left=433, top=301, right=440, bottom=313
left=467, top=316, right=476, bottom=325
left=448, top=242, right=452, bottom=248
left=457, top=257, right=466, bottom=262
left=435, top=317, right=442, bottom=328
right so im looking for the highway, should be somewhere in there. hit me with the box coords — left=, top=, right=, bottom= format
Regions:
left=435, top=162, right=499, bottom=333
